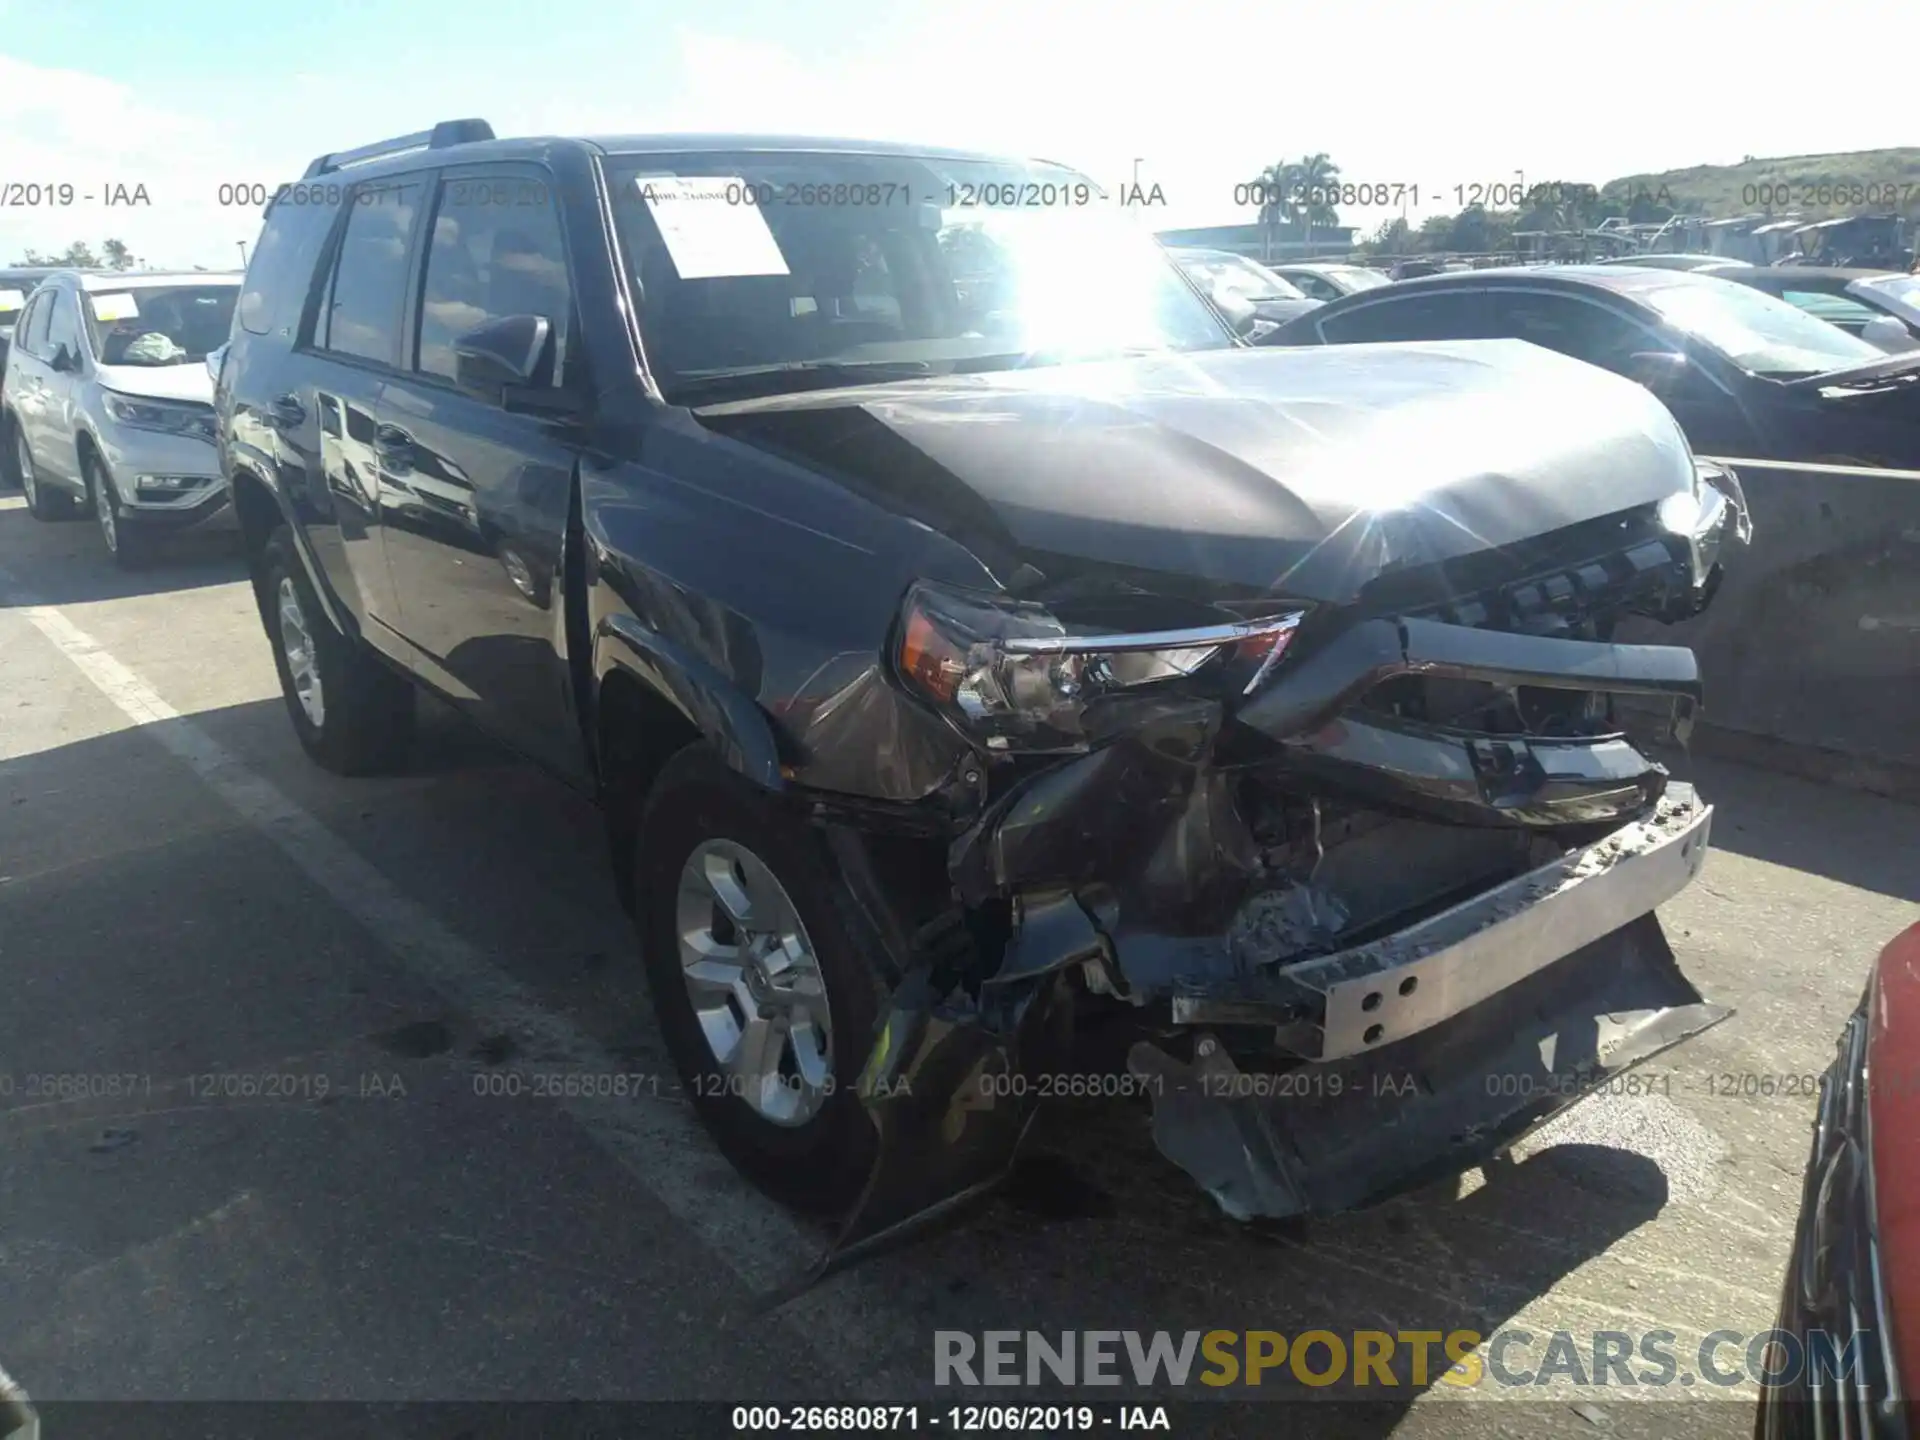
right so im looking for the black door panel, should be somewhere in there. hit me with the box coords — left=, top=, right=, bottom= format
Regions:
left=378, top=165, right=590, bottom=784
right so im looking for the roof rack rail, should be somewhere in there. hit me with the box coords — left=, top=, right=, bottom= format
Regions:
left=300, top=118, right=495, bottom=179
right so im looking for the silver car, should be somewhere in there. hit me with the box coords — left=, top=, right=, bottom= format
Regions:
left=3, top=270, right=240, bottom=567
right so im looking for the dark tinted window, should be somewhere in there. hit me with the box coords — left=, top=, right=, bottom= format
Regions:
left=319, top=179, right=422, bottom=365
left=415, top=175, right=572, bottom=385
left=44, top=289, right=80, bottom=357
left=1480, top=292, right=1661, bottom=374
left=1316, top=290, right=1493, bottom=343
left=241, top=188, right=345, bottom=337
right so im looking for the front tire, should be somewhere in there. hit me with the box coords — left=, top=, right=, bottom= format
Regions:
left=635, top=744, right=880, bottom=1215
left=258, top=526, right=416, bottom=775
left=83, top=453, right=149, bottom=567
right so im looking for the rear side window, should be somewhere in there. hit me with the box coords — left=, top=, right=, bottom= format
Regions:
left=415, top=175, right=572, bottom=385
left=239, top=187, right=345, bottom=337
left=318, top=179, right=423, bottom=365
left=1317, top=292, right=1491, bottom=344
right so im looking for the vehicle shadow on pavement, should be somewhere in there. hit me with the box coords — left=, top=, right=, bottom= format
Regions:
left=1690, top=755, right=1920, bottom=904
left=0, top=501, right=247, bottom=605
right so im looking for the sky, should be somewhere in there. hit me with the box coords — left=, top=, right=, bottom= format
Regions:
left=0, top=0, right=1912, bottom=270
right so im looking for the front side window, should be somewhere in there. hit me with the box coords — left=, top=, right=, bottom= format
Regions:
left=415, top=175, right=572, bottom=385
left=84, top=286, right=237, bottom=366
left=44, top=289, right=80, bottom=359
left=21, top=293, right=53, bottom=358
left=1639, top=276, right=1882, bottom=378
left=1482, top=293, right=1659, bottom=374
left=1317, top=291, right=1492, bottom=344
left=606, top=152, right=1231, bottom=402
left=320, top=180, right=423, bottom=365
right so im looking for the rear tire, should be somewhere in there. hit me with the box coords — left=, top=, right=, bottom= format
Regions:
left=258, top=525, right=415, bottom=775
left=635, top=743, right=880, bottom=1216
left=16, top=430, right=79, bottom=521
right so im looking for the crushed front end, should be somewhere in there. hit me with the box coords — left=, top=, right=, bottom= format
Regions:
left=791, top=467, right=1745, bottom=1284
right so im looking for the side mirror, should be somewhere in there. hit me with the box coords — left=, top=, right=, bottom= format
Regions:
left=49, top=343, right=78, bottom=374
left=1859, top=315, right=1920, bottom=353
left=1626, top=350, right=1693, bottom=395
left=453, top=314, right=552, bottom=396
left=205, top=342, right=229, bottom=385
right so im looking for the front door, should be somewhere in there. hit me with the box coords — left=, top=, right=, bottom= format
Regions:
left=377, top=164, right=591, bottom=785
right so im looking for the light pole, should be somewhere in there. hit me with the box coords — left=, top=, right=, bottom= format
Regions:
left=236, top=240, right=248, bottom=267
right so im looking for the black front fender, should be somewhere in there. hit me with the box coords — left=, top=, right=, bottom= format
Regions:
left=591, top=611, right=786, bottom=791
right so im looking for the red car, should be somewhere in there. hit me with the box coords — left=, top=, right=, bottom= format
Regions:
left=1760, top=920, right=1920, bottom=1436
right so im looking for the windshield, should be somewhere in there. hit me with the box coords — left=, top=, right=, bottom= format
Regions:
left=1330, top=266, right=1389, bottom=292
left=0, top=284, right=28, bottom=337
left=608, top=154, right=1232, bottom=401
left=83, top=285, right=238, bottom=366
left=1860, top=275, right=1920, bottom=322
left=1176, top=253, right=1305, bottom=301
left=1639, top=277, right=1884, bottom=378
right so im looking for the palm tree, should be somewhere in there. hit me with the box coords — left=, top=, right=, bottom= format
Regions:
left=1247, top=161, right=1302, bottom=262
left=1294, top=153, right=1341, bottom=252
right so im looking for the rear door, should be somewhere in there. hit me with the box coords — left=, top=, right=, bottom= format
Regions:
left=8, top=292, right=54, bottom=469
left=376, top=163, right=591, bottom=784
left=299, top=174, right=431, bottom=653
left=38, top=287, right=87, bottom=484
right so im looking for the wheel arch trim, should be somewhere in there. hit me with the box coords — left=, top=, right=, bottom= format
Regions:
left=225, top=456, right=352, bottom=639
left=591, top=611, right=785, bottom=793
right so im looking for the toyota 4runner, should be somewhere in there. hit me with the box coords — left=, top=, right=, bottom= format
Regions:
left=216, top=119, right=1748, bottom=1282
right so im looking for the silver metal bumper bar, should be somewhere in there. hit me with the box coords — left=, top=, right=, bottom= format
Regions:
left=1182, top=784, right=1713, bottom=1060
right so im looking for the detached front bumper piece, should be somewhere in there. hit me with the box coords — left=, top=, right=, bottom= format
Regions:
left=1131, top=911, right=1727, bottom=1222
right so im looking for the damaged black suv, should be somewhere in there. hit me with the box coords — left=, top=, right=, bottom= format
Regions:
left=217, top=120, right=1748, bottom=1274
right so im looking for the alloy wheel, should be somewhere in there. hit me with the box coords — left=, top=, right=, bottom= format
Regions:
left=92, top=467, right=118, bottom=553
left=674, top=838, right=835, bottom=1127
left=276, top=575, right=325, bottom=727
left=15, top=433, right=36, bottom=508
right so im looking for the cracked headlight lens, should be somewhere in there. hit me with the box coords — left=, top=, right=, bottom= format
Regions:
left=896, top=580, right=1305, bottom=753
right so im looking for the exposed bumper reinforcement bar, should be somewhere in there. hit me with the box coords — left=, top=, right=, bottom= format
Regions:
left=1174, top=783, right=1712, bottom=1059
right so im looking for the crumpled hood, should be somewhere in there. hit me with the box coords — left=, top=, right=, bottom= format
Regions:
left=95, top=362, right=213, bottom=404
left=695, top=340, right=1697, bottom=603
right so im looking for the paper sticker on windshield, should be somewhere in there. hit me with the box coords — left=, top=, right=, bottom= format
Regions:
left=636, top=176, right=790, bottom=280
left=0, top=290, right=23, bottom=313
left=90, top=292, right=140, bottom=322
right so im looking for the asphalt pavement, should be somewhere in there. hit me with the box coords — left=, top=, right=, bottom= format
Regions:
left=2, top=497, right=1915, bottom=1439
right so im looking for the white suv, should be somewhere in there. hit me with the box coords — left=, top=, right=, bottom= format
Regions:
left=3, top=270, right=240, bottom=566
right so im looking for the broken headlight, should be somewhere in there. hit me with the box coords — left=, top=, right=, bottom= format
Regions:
left=896, top=580, right=1305, bottom=753
left=1661, top=458, right=1748, bottom=587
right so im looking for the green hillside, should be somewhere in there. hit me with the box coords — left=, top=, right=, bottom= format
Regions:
left=1601, top=148, right=1920, bottom=219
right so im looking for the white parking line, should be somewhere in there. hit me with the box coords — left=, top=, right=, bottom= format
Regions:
left=0, top=566, right=922, bottom=1397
